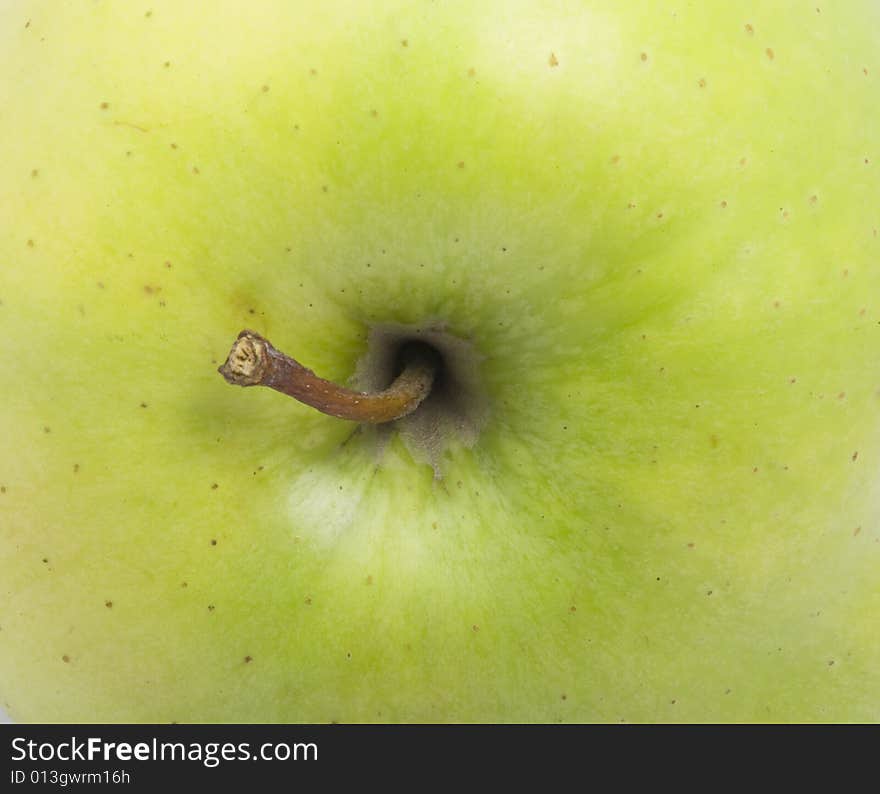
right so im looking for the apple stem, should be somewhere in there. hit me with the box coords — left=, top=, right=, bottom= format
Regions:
left=218, top=330, right=437, bottom=423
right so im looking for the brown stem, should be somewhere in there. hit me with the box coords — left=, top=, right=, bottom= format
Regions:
left=218, top=330, right=437, bottom=424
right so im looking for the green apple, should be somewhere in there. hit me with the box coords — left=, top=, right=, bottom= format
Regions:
left=1, top=0, right=878, bottom=723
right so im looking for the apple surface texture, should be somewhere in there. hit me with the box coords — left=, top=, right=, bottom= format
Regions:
left=0, top=0, right=878, bottom=723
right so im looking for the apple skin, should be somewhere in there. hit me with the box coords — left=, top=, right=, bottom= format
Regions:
left=0, top=0, right=878, bottom=723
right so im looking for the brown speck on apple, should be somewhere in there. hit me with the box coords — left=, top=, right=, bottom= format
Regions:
left=739, top=157, right=748, bottom=166
left=244, top=656, right=253, bottom=663
left=851, top=451, right=859, bottom=462
left=211, top=483, right=218, bottom=490
left=401, top=38, right=408, bottom=47
left=472, top=624, right=479, bottom=632
left=43, top=426, right=51, bottom=433
left=457, top=161, right=465, bottom=169
left=549, top=52, right=559, bottom=67
left=0, top=486, right=6, bottom=494
left=640, top=52, right=648, bottom=61
left=745, top=23, right=754, bottom=35
left=698, top=77, right=706, bottom=88
left=854, top=526, right=862, bottom=536
left=365, top=575, right=373, bottom=585
left=610, top=154, right=620, bottom=164
left=100, top=102, right=109, bottom=110
left=62, top=655, right=70, bottom=663
left=766, top=48, right=775, bottom=60
left=569, top=605, right=577, bottom=613
left=208, top=604, right=215, bottom=611
left=210, top=539, right=217, bottom=546
left=304, top=596, right=312, bottom=605
left=73, top=464, right=79, bottom=473
left=105, top=600, right=113, bottom=608
left=720, top=200, right=728, bottom=208
left=192, top=166, right=200, bottom=175
left=140, top=402, right=148, bottom=408
left=261, top=84, right=269, bottom=92
left=31, top=168, right=39, bottom=177
left=27, top=239, right=34, bottom=248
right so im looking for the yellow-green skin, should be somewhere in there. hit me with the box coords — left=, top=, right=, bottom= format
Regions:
left=0, top=0, right=878, bottom=723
